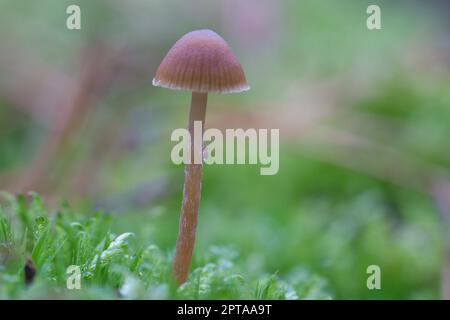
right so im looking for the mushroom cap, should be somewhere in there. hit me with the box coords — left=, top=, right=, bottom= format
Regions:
left=152, top=29, right=249, bottom=94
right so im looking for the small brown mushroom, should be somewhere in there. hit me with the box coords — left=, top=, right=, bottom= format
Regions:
left=153, top=29, right=249, bottom=285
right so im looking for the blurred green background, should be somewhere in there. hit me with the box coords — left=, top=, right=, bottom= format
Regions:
left=1, top=0, right=450, bottom=299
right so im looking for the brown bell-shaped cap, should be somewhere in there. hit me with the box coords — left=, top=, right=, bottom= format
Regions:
left=153, top=29, right=249, bottom=94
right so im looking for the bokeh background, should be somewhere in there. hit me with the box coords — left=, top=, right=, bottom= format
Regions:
left=1, top=0, right=450, bottom=299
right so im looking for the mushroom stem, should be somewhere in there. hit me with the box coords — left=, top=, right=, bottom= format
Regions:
left=173, top=92, right=207, bottom=285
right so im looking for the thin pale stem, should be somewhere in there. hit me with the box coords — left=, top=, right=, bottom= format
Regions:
left=173, top=92, right=207, bottom=285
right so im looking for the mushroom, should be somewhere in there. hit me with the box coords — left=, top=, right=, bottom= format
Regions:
left=153, top=29, right=249, bottom=285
